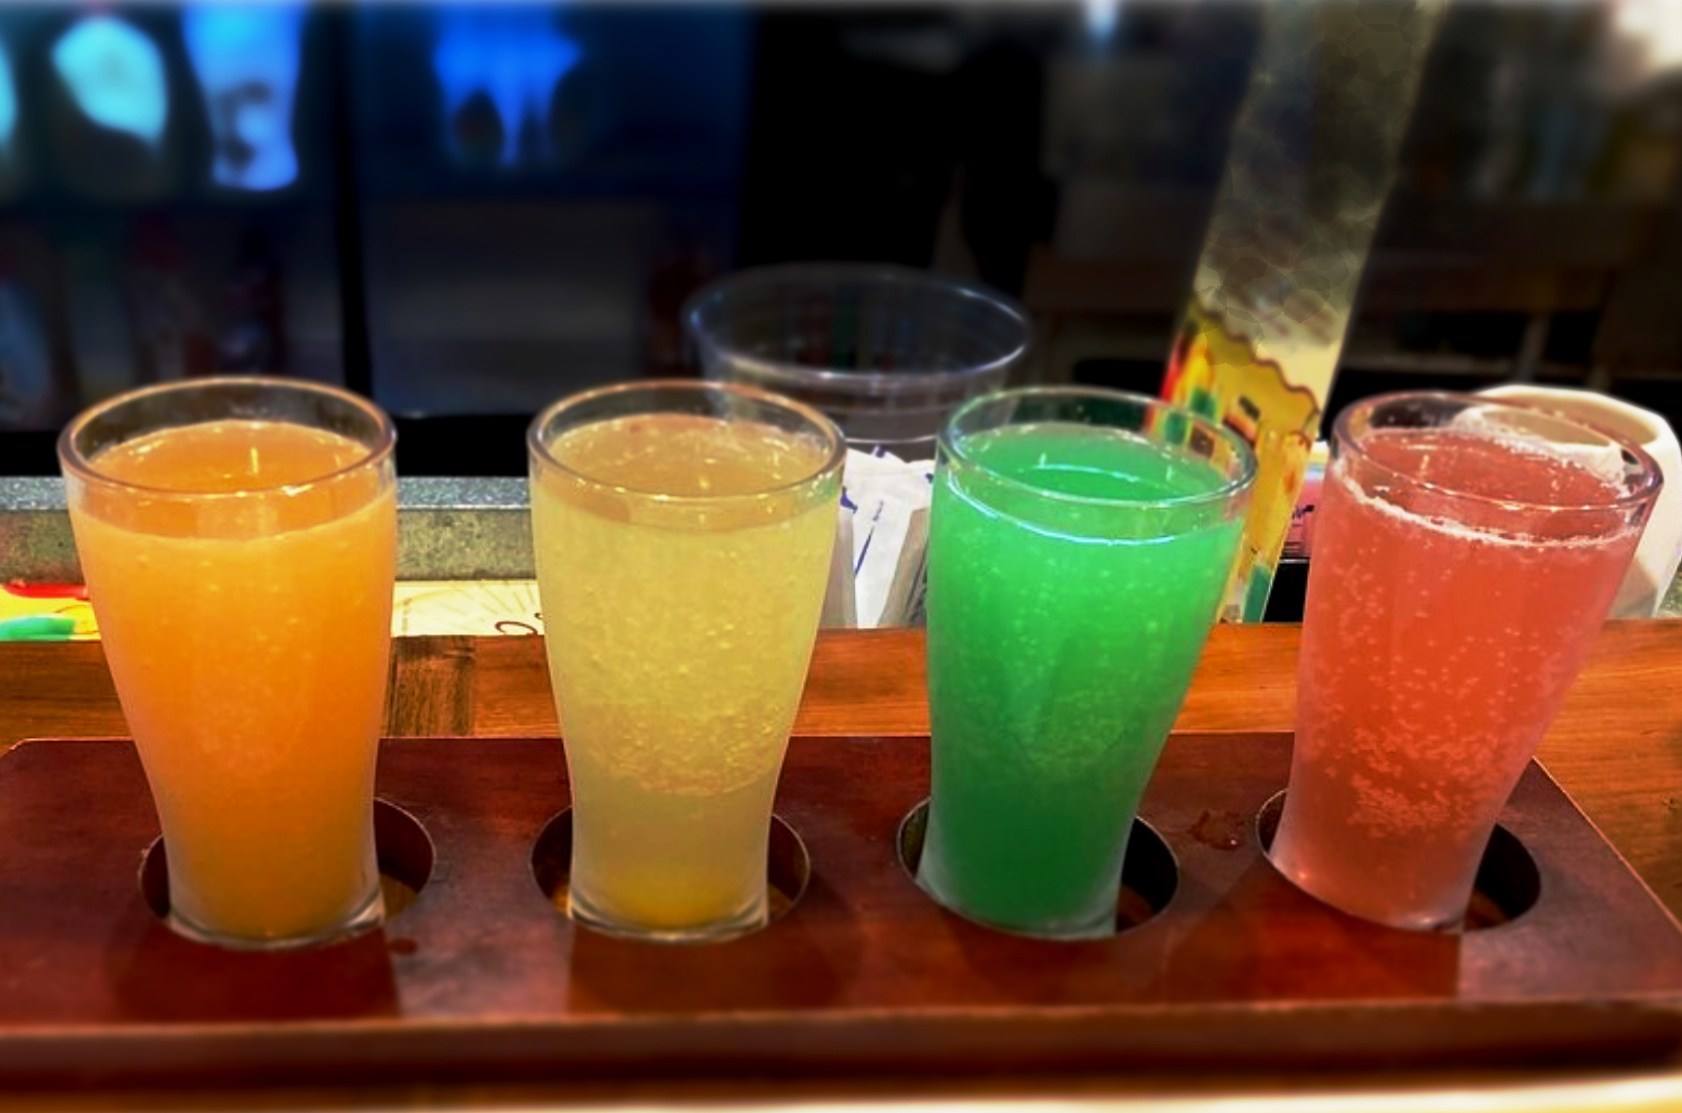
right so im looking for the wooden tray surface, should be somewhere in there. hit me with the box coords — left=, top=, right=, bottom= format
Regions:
left=2, top=732, right=1681, bottom=1087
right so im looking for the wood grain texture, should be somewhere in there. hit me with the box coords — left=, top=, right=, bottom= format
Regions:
left=1532, top=621, right=1682, bottom=923
left=6, top=734, right=1682, bottom=1087
left=0, top=626, right=1251, bottom=746
left=384, top=635, right=475, bottom=738
left=0, top=641, right=124, bottom=745
left=2, top=621, right=1682, bottom=1106
left=3, top=620, right=1681, bottom=915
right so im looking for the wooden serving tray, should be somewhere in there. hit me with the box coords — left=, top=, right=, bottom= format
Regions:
left=2, top=732, right=1681, bottom=1088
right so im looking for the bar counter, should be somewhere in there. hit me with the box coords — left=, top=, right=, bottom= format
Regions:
left=4, top=621, right=1682, bottom=1110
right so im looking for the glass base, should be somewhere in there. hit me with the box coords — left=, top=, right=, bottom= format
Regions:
left=1260, top=790, right=1477, bottom=934
left=908, top=850, right=1116, bottom=948
left=165, top=885, right=385, bottom=952
left=913, top=873, right=1116, bottom=943
left=1266, top=845, right=1467, bottom=934
left=566, top=888, right=768, bottom=945
left=1270, top=864, right=1467, bottom=934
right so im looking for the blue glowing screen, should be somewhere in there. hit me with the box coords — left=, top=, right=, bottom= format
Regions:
left=184, top=4, right=306, bottom=191
left=432, top=6, right=582, bottom=168
left=0, top=38, right=15, bottom=156
left=51, top=15, right=169, bottom=148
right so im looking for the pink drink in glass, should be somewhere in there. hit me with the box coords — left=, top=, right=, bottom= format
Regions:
left=1270, top=394, right=1660, bottom=931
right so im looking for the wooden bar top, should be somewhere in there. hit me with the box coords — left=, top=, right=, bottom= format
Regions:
left=4, top=620, right=1682, bottom=1109
left=7, top=622, right=1679, bottom=914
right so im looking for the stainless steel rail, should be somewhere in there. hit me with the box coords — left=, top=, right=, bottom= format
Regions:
left=0, top=477, right=535, bottom=583
left=11, top=473, right=1682, bottom=617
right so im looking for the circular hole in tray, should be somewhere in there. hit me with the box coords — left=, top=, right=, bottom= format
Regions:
left=895, top=800, right=1179, bottom=937
left=1255, top=790, right=1540, bottom=931
left=139, top=798, right=436, bottom=926
left=529, top=809, right=810, bottom=939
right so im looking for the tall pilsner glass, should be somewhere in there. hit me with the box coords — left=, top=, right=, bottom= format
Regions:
left=917, top=387, right=1255, bottom=939
left=59, top=377, right=398, bottom=950
left=528, top=381, right=844, bottom=942
left=1271, top=392, right=1662, bottom=930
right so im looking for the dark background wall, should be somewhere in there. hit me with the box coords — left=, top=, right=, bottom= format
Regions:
left=0, top=1, right=1679, bottom=477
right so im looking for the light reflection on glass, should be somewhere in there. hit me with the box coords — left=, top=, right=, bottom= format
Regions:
left=432, top=5, right=582, bottom=167
left=1612, top=0, right=1682, bottom=85
left=184, top=3, right=305, bottom=192
left=1084, top=0, right=1120, bottom=48
left=51, top=15, right=168, bottom=148
left=0, top=38, right=15, bottom=157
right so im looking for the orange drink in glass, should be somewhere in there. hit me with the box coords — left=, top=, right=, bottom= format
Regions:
left=59, top=377, right=398, bottom=949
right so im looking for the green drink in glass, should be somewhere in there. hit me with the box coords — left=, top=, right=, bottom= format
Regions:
left=916, top=388, right=1255, bottom=939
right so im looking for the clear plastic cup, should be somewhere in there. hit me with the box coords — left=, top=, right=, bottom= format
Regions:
left=683, top=263, right=1032, bottom=460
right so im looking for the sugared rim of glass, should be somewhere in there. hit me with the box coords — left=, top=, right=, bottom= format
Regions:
left=527, top=378, right=847, bottom=502
left=1335, top=391, right=1664, bottom=514
left=682, top=262, right=1032, bottom=394
left=57, top=376, right=396, bottom=498
left=939, top=386, right=1258, bottom=510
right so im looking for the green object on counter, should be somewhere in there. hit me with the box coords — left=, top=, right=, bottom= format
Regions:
left=0, top=615, right=77, bottom=641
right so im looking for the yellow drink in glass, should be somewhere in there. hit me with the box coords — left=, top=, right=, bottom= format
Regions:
left=60, top=379, right=397, bottom=950
left=529, top=382, right=843, bottom=942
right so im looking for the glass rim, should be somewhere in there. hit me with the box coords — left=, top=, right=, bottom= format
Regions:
left=939, top=386, right=1258, bottom=512
left=682, top=262, right=1033, bottom=394
left=1334, top=391, right=1665, bottom=514
left=526, top=378, right=847, bottom=503
left=57, top=376, right=396, bottom=499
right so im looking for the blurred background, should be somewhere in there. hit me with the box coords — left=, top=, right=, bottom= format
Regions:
left=0, top=0, right=1679, bottom=478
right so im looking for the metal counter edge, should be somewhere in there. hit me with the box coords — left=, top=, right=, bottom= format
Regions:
left=0, top=476, right=535, bottom=583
